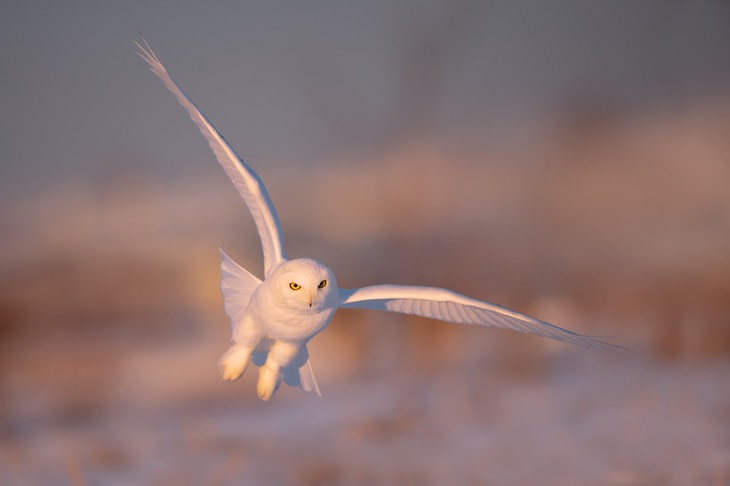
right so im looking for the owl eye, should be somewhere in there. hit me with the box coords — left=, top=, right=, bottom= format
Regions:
left=289, top=282, right=301, bottom=291
left=318, top=279, right=327, bottom=289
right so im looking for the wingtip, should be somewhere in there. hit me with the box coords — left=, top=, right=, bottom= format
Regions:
left=136, top=32, right=152, bottom=52
left=586, top=337, right=629, bottom=353
left=134, top=33, right=162, bottom=66
left=309, top=379, right=323, bottom=398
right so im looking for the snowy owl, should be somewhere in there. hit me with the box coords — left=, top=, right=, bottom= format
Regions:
left=136, top=39, right=618, bottom=401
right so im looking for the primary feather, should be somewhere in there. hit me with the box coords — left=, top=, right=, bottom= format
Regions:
left=135, top=39, right=287, bottom=278
left=340, top=285, right=618, bottom=351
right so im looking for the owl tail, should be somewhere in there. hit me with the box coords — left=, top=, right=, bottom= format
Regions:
left=297, top=357, right=322, bottom=397
left=252, top=341, right=322, bottom=397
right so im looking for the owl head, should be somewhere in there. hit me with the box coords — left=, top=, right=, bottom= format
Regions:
left=272, top=258, right=338, bottom=311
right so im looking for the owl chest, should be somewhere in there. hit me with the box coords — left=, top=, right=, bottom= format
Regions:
left=249, top=294, right=335, bottom=342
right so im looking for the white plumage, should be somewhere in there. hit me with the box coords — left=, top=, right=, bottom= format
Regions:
left=137, top=38, right=620, bottom=401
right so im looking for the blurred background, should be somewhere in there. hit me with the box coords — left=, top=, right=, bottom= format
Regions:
left=1, top=1, right=729, bottom=484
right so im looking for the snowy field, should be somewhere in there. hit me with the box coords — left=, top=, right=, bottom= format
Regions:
left=1, top=109, right=729, bottom=484
left=2, top=345, right=728, bottom=485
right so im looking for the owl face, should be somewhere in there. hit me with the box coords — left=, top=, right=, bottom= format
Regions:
left=273, top=258, right=338, bottom=311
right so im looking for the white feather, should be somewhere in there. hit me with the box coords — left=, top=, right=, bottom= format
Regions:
left=299, top=359, right=322, bottom=397
left=339, top=285, right=620, bottom=351
left=219, top=249, right=261, bottom=328
left=135, top=39, right=287, bottom=278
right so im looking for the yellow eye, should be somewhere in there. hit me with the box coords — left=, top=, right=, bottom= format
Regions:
left=318, top=279, right=327, bottom=289
left=289, top=282, right=301, bottom=290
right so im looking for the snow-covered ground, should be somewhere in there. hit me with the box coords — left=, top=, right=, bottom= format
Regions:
left=2, top=345, right=728, bottom=485
left=1, top=110, right=729, bottom=484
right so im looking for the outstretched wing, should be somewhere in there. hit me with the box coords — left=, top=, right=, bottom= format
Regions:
left=339, top=285, right=621, bottom=351
left=136, top=38, right=287, bottom=277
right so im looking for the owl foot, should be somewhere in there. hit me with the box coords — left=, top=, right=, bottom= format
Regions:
left=219, top=344, right=252, bottom=381
left=257, top=364, right=280, bottom=401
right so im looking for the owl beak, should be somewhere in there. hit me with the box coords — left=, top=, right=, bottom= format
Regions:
left=307, top=290, right=315, bottom=307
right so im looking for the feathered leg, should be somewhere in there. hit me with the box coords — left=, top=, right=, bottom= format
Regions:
left=219, top=343, right=254, bottom=381
left=257, top=340, right=300, bottom=401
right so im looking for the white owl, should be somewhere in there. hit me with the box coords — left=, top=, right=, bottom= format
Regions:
left=137, top=40, right=619, bottom=401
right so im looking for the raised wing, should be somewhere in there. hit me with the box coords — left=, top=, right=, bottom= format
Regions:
left=136, top=38, right=287, bottom=277
left=339, top=285, right=621, bottom=351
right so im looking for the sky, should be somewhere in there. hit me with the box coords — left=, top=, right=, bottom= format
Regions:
left=1, top=0, right=729, bottom=199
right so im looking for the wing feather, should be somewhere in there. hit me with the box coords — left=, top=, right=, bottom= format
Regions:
left=339, top=285, right=622, bottom=351
left=299, top=359, right=322, bottom=397
left=219, top=249, right=262, bottom=328
left=136, top=38, right=287, bottom=277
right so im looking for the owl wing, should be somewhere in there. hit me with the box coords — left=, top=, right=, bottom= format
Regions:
left=339, top=285, right=622, bottom=351
left=219, top=249, right=262, bottom=329
left=136, top=38, right=287, bottom=278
